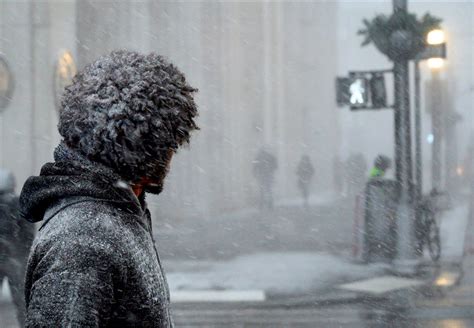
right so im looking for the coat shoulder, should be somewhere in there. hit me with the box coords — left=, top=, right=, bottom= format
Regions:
left=28, top=201, right=132, bottom=278
left=35, top=200, right=128, bottom=252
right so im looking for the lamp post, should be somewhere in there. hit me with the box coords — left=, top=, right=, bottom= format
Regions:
left=414, top=29, right=446, bottom=198
left=426, top=29, right=446, bottom=191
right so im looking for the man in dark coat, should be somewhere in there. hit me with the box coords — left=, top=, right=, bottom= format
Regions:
left=0, top=169, right=35, bottom=327
left=19, top=51, right=198, bottom=327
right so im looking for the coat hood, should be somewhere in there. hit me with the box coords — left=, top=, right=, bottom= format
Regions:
left=20, top=143, right=142, bottom=223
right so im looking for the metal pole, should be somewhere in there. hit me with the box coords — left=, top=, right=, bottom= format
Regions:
left=414, top=61, right=422, bottom=198
left=445, top=117, right=458, bottom=194
left=443, top=90, right=457, bottom=194
left=431, top=71, right=442, bottom=190
left=393, top=0, right=417, bottom=266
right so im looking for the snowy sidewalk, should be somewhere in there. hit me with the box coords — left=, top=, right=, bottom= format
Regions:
left=165, top=252, right=386, bottom=302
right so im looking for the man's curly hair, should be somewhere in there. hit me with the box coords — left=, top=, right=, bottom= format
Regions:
left=58, top=50, right=199, bottom=182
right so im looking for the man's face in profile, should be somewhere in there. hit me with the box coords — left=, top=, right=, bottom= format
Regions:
left=142, top=150, right=174, bottom=195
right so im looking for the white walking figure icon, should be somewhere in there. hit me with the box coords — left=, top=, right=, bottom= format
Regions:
left=350, top=79, right=365, bottom=105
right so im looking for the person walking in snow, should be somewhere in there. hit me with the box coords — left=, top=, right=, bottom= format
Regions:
left=0, top=169, right=34, bottom=327
left=296, top=155, right=315, bottom=209
left=19, top=51, right=199, bottom=327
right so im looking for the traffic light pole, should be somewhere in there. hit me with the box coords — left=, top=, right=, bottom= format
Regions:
left=393, top=0, right=417, bottom=267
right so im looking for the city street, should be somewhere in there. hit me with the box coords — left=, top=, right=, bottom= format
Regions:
left=170, top=239, right=474, bottom=327
left=170, top=252, right=474, bottom=327
left=4, top=255, right=472, bottom=328
left=172, top=300, right=474, bottom=327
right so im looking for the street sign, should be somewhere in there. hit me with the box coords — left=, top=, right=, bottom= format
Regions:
left=0, top=55, right=14, bottom=110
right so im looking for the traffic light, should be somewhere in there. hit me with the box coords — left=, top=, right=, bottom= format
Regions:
left=336, top=77, right=369, bottom=108
left=370, top=74, right=387, bottom=108
left=336, top=71, right=388, bottom=110
left=348, top=77, right=369, bottom=108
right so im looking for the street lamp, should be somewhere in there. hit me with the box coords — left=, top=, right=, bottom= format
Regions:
left=425, top=28, right=446, bottom=192
left=414, top=27, right=447, bottom=199
left=426, top=29, right=446, bottom=71
left=427, top=58, right=445, bottom=70
left=426, top=28, right=458, bottom=193
left=427, top=29, right=446, bottom=45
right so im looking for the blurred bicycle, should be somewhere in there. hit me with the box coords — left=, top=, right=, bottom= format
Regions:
left=415, top=189, right=450, bottom=262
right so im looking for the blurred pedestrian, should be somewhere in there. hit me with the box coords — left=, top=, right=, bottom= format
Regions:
left=19, top=51, right=199, bottom=327
left=296, top=155, right=315, bottom=209
left=0, top=169, right=35, bottom=327
left=253, top=147, right=278, bottom=210
left=369, top=154, right=392, bottom=179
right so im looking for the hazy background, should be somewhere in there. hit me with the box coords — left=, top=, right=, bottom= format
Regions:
left=0, top=0, right=471, bottom=238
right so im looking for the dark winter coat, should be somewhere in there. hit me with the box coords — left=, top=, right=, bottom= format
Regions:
left=19, top=143, right=173, bottom=327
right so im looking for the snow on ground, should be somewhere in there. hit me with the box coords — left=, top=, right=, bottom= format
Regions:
left=276, top=191, right=339, bottom=208
left=440, top=204, right=470, bottom=261
left=166, top=252, right=385, bottom=295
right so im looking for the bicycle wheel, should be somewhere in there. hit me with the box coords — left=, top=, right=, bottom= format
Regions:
left=427, top=217, right=441, bottom=262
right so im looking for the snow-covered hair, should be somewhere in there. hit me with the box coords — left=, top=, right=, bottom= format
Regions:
left=58, top=50, right=199, bottom=182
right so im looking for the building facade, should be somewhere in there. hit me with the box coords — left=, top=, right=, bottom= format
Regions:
left=0, top=0, right=340, bottom=221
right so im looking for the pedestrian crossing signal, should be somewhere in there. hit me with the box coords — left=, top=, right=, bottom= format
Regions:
left=349, top=78, right=369, bottom=107
left=336, top=77, right=369, bottom=108
left=336, top=72, right=388, bottom=110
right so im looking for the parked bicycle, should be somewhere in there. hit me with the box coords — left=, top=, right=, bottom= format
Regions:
left=415, top=189, right=449, bottom=262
